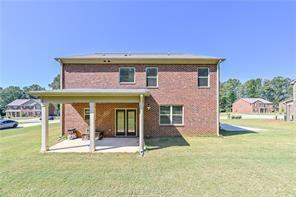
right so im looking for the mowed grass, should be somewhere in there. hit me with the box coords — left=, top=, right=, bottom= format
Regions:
left=0, top=120, right=296, bottom=196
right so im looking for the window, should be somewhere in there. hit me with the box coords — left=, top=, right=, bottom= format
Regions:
left=198, top=68, right=209, bottom=87
left=160, top=105, right=183, bottom=125
left=84, top=108, right=90, bottom=120
left=119, top=67, right=135, bottom=83
left=146, top=67, right=158, bottom=87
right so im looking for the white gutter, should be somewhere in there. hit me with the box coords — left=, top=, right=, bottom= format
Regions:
left=216, top=59, right=224, bottom=136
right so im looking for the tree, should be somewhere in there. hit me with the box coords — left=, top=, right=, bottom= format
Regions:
left=48, top=74, right=61, bottom=115
left=0, top=86, right=24, bottom=116
left=23, top=84, right=45, bottom=99
left=261, top=77, right=292, bottom=104
left=240, top=78, right=263, bottom=98
left=48, top=74, right=60, bottom=90
left=220, top=79, right=241, bottom=112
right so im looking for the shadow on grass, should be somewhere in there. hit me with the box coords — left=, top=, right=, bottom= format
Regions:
left=0, top=126, right=23, bottom=131
left=145, top=137, right=190, bottom=151
left=220, top=129, right=257, bottom=136
left=220, top=123, right=257, bottom=136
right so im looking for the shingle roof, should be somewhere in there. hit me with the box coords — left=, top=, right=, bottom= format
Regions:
left=55, top=53, right=225, bottom=65
left=7, top=99, right=30, bottom=106
left=241, top=98, right=272, bottom=104
left=56, top=53, right=224, bottom=60
left=7, top=99, right=41, bottom=106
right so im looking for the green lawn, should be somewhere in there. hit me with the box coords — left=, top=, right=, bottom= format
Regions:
left=1, top=120, right=296, bottom=196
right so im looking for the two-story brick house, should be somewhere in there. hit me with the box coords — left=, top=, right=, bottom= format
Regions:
left=6, top=99, right=55, bottom=118
left=30, top=53, right=224, bottom=154
left=232, top=98, right=274, bottom=113
left=6, top=99, right=42, bottom=117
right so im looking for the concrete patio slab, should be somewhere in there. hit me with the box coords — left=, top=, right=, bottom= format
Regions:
left=48, top=137, right=139, bottom=153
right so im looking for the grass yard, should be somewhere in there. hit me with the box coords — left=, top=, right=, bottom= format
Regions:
left=1, top=120, right=296, bottom=196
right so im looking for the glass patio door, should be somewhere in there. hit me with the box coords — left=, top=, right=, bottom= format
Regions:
left=116, top=109, right=136, bottom=136
left=116, top=110, right=125, bottom=136
left=127, top=110, right=136, bottom=136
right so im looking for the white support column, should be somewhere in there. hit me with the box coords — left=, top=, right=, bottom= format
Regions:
left=60, top=104, right=63, bottom=135
left=139, top=94, right=145, bottom=156
left=89, top=102, right=96, bottom=152
left=60, top=61, right=64, bottom=136
left=41, top=102, right=49, bottom=152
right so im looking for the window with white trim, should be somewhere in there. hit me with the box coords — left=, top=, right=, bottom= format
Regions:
left=146, top=67, right=158, bottom=87
left=119, top=67, right=135, bottom=83
left=160, top=105, right=183, bottom=125
left=197, top=68, right=209, bottom=87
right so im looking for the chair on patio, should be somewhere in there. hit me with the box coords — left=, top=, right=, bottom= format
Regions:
left=67, top=128, right=77, bottom=140
left=81, top=128, right=104, bottom=141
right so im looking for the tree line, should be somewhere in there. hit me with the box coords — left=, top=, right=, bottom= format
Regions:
left=0, top=75, right=60, bottom=116
left=220, top=76, right=293, bottom=112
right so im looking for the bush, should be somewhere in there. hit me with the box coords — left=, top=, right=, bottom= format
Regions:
left=231, top=115, right=242, bottom=119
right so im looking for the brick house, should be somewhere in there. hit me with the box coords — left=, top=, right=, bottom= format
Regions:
left=232, top=98, right=273, bottom=113
left=281, top=80, right=296, bottom=121
left=5, top=99, right=56, bottom=118
left=5, top=99, right=42, bottom=117
left=292, top=80, right=296, bottom=120
left=5, top=99, right=55, bottom=117
left=30, top=53, right=224, bottom=154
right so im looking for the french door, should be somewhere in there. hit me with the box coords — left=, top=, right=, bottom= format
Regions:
left=116, top=109, right=137, bottom=136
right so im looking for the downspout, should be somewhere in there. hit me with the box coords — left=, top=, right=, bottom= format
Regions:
left=216, top=59, right=224, bottom=136
left=59, top=59, right=64, bottom=135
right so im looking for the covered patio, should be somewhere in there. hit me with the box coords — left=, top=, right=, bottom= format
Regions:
left=48, top=137, right=139, bottom=153
left=29, top=88, right=150, bottom=155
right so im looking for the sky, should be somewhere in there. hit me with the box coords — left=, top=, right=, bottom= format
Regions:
left=0, top=0, right=296, bottom=89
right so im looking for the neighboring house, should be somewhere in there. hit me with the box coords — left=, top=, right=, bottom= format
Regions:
left=6, top=99, right=42, bottom=117
left=5, top=99, right=55, bottom=118
left=30, top=53, right=224, bottom=154
left=232, top=98, right=273, bottom=113
left=280, top=99, right=294, bottom=121
left=281, top=80, right=296, bottom=121
left=282, top=80, right=296, bottom=121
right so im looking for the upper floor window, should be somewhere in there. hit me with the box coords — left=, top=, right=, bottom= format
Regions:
left=119, top=67, right=135, bottom=83
left=146, top=67, right=158, bottom=87
left=197, top=68, right=209, bottom=87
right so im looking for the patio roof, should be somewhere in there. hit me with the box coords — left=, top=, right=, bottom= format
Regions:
left=37, top=89, right=146, bottom=155
left=29, top=88, right=150, bottom=97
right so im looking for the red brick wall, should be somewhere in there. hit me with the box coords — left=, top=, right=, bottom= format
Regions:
left=64, top=103, right=138, bottom=137
left=63, top=64, right=218, bottom=136
left=232, top=99, right=253, bottom=113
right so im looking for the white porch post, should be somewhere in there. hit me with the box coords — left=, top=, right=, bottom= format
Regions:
left=89, top=102, right=96, bottom=152
left=41, top=102, right=49, bottom=152
left=139, top=94, right=145, bottom=156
